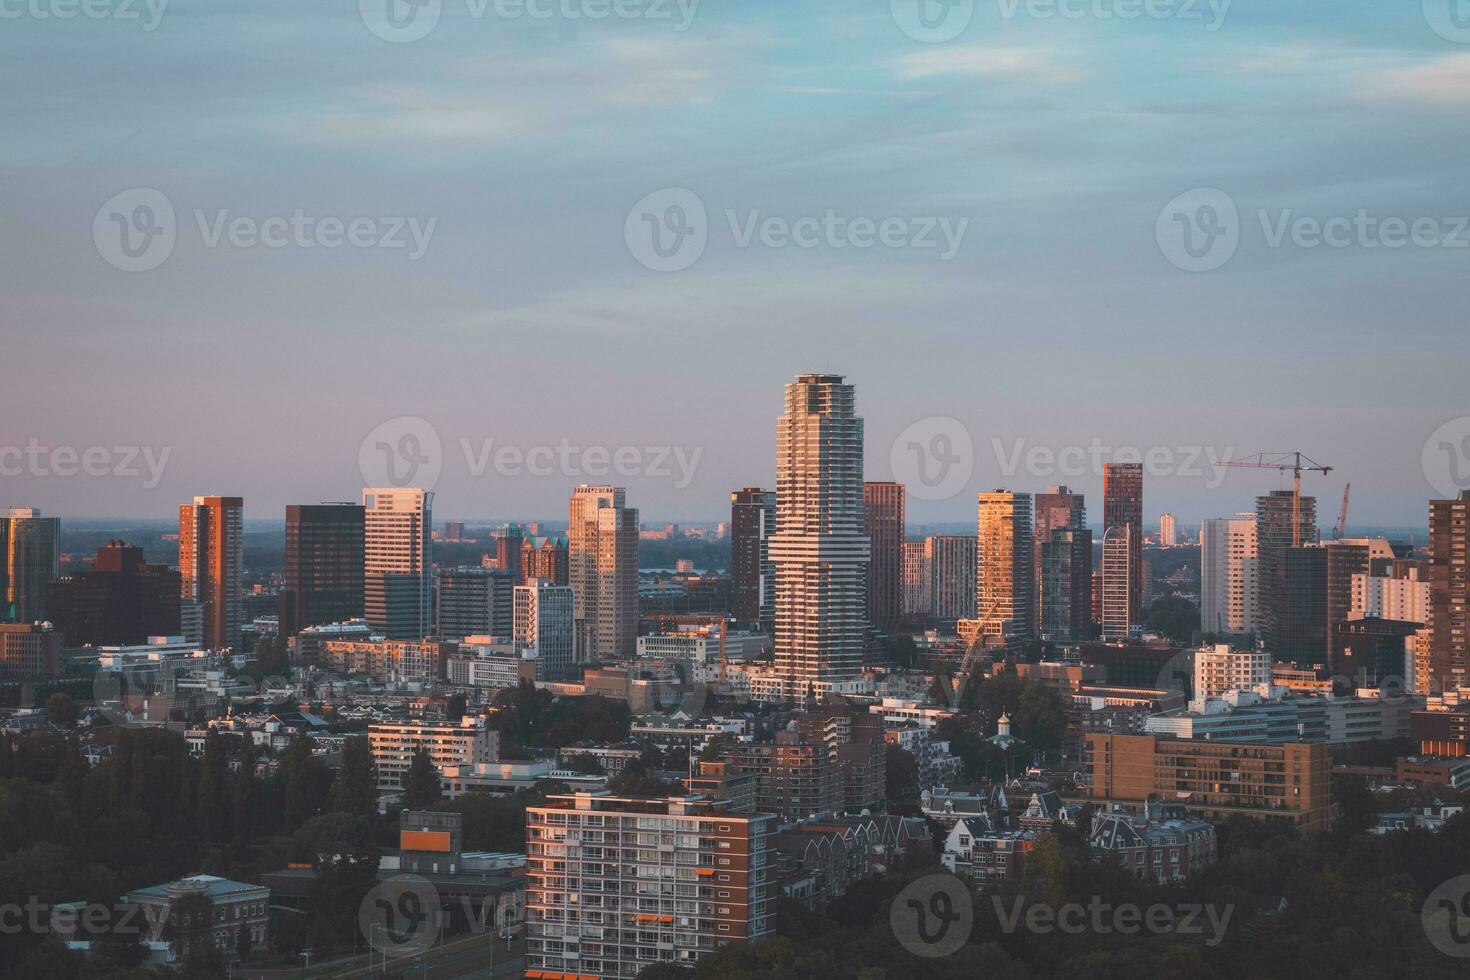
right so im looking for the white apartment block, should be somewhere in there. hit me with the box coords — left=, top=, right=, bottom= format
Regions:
left=1193, top=643, right=1272, bottom=699
left=1200, top=515, right=1258, bottom=635
left=368, top=717, right=498, bottom=791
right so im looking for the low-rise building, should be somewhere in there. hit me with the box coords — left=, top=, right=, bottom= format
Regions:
left=369, top=717, right=498, bottom=792
left=1089, top=805, right=1217, bottom=883
left=123, top=875, right=269, bottom=958
left=940, top=817, right=1036, bottom=882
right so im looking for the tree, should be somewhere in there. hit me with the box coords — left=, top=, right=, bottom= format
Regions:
left=162, top=891, right=216, bottom=966
left=884, top=745, right=919, bottom=805
left=403, top=748, right=443, bottom=809
left=284, top=735, right=327, bottom=832
left=330, top=735, right=379, bottom=818
left=1146, top=596, right=1200, bottom=646
left=232, top=737, right=256, bottom=840
left=43, top=692, right=76, bottom=727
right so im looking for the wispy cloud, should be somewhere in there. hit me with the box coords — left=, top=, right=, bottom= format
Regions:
left=891, top=46, right=1083, bottom=84
left=1363, top=53, right=1470, bottom=108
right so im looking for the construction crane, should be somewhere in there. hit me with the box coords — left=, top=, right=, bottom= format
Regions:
left=1219, top=451, right=1334, bottom=547
left=1335, top=483, right=1351, bottom=539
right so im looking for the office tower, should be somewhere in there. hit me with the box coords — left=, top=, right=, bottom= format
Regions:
left=1280, top=547, right=1329, bottom=665
left=1159, top=513, right=1178, bottom=547
left=433, top=567, right=514, bottom=640
left=928, top=535, right=977, bottom=621
left=568, top=486, right=638, bottom=660
left=0, top=623, right=62, bottom=678
left=730, top=488, right=776, bottom=630
left=862, top=481, right=905, bottom=633
left=1429, top=491, right=1470, bottom=693
left=178, top=496, right=244, bottom=650
left=1332, top=618, right=1421, bottom=690
left=1040, top=527, right=1092, bottom=642
left=901, top=539, right=931, bottom=618
left=1322, top=542, right=1371, bottom=649
left=1033, top=485, right=1085, bottom=626
left=0, top=508, right=60, bottom=624
left=771, top=374, right=868, bottom=692
left=1200, top=515, right=1258, bottom=636
left=279, top=503, right=364, bottom=637
left=492, top=524, right=525, bottom=578
left=516, top=579, right=577, bottom=680
left=975, top=491, right=1034, bottom=642
left=1256, top=491, right=1318, bottom=656
left=47, top=541, right=181, bottom=646
left=363, top=488, right=433, bottom=640
left=1102, top=463, right=1144, bottom=627
left=525, top=794, right=774, bottom=979
left=1101, top=525, right=1135, bottom=640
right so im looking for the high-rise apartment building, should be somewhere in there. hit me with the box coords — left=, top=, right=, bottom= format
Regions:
left=1101, top=525, right=1135, bottom=641
left=515, top=578, right=577, bottom=680
left=47, top=541, right=181, bottom=646
left=1200, top=515, right=1257, bottom=635
left=1102, top=463, right=1144, bottom=628
left=525, top=793, right=774, bottom=978
left=1159, top=513, right=1178, bottom=547
left=363, top=488, right=433, bottom=640
left=1193, top=643, right=1271, bottom=699
left=771, top=374, right=868, bottom=693
left=1040, top=527, right=1092, bottom=642
left=928, top=534, right=977, bottom=621
left=178, top=497, right=243, bottom=650
left=1033, top=485, right=1085, bottom=622
left=0, top=508, right=59, bottom=624
left=279, top=503, right=364, bottom=637
left=1257, top=491, right=1318, bottom=657
left=433, top=567, right=514, bottom=640
left=729, top=488, right=776, bottom=631
left=901, top=539, right=931, bottom=619
left=519, top=535, right=569, bottom=587
left=1429, top=491, right=1470, bottom=693
left=1352, top=559, right=1430, bottom=691
left=862, top=481, right=905, bottom=633
left=492, top=525, right=525, bottom=578
left=975, top=491, right=1033, bottom=642
left=569, top=486, right=639, bottom=661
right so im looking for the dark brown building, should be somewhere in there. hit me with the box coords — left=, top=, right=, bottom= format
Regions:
left=1429, top=491, right=1470, bottom=693
left=47, top=541, right=181, bottom=646
left=1331, top=616, right=1420, bottom=690
left=862, top=482, right=905, bottom=633
left=279, top=503, right=364, bottom=637
left=1257, top=491, right=1319, bottom=658
left=729, top=488, right=775, bottom=630
left=1102, top=463, right=1143, bottom=623
left=519, top=535, right=568, bottom=587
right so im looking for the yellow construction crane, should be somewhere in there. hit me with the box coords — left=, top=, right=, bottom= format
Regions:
left=1219, top=451, right=1333, bottom=547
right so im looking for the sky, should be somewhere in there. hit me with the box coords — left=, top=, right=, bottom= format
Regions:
left=2, top=0, right=1468, bottom=526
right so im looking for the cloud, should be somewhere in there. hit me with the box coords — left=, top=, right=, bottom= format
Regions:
left=891, top=46, right=1083, bottom=84
left=1363, top=53, right=1470, bottom=108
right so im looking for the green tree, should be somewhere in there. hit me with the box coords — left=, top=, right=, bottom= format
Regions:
left=403, top=748, right=443, bottom=809
left=330, top=735, right=379, bottom=818
left=43, top=692, right=77, bottom=727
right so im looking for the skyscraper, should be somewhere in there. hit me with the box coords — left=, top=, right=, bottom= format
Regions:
left=862, top=481, right=905, bottom=633
left=771, top=373, right=868, bottom=693
left=1159, top=513, right=1178, bottom=547
left=515, top=578, right=577, bottom=680
left=975, top=490, right=1034, bottom=642
left=1102, top=462, right=1144, bottom=628
left=47, top=541, right=181, bottom=646
left=730, top=487, right=776, bottom=631
left=0, top=508, right=59, bottom=624
left=279, top=503, right=364, bottom=637
left=1101, top=525, right=1135, bottom=641
left=901, top=539, right=931, bottom=619
left=434, top=567, right=514, bottom=640
left=1429, top=490, right=1470, bottom=693
left=1040, top=527, right=1092, bottom=642
left=929, top=535, right=977, bottom=621
left=1033, top=485, right=1085, bottom=625
left=1256, top=491, right=1317, bottom=657
left=519, top=535, right=568, bottom=587
left=568, top=485, right=639, bottom=660
left=492, top=524, right=525, bottom=578
left=1200, top=514, right=1258, bottom=636
left=178, top=496, right=243, bottom=650
left=363, top=488, right=432, bottom=640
